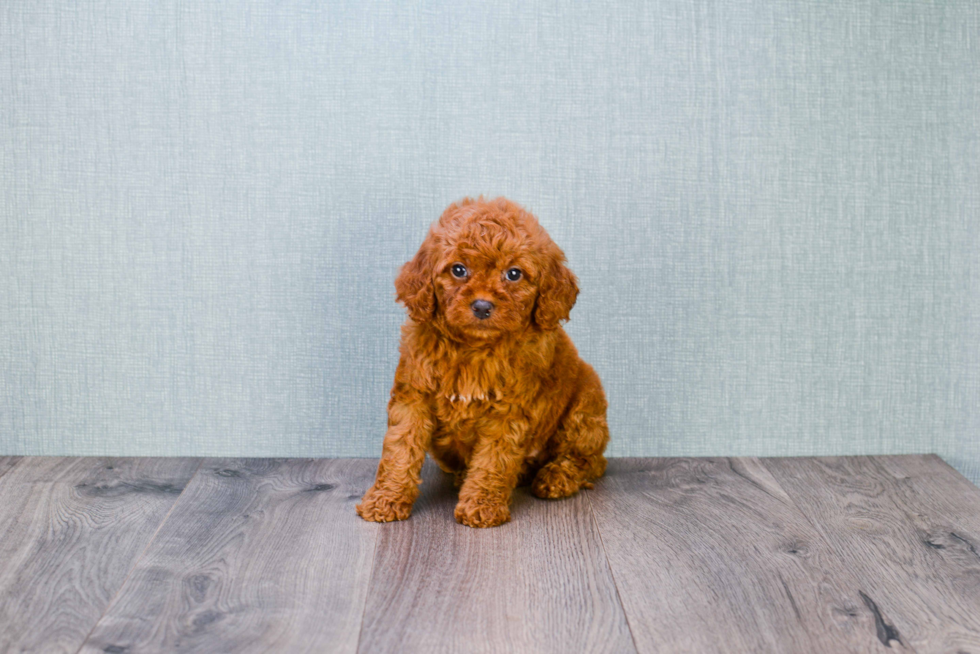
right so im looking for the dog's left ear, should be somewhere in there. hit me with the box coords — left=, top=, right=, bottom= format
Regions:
left=533, top=254, right=579, bottom=331
left=395, top=236, right=438, bottom=323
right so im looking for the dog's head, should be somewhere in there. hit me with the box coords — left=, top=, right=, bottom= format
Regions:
left=395, top=197, right=578, bottom=339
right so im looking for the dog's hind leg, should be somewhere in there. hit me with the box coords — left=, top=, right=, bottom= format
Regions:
left=532, top=364, right=609, bottom=500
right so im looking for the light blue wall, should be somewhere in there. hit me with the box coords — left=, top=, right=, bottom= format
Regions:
left=2, top=1, right=978, bottom=482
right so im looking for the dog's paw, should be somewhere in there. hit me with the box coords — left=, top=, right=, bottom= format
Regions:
left=531, top=463, right=582, bottom=500
left=356, top=487, right=413, bottom=523
left=454, top=498, right=511, bottom=528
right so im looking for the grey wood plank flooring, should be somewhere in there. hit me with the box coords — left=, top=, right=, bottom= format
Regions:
left=588, top=457, right=896, bottom=653
left=357, top=460, right=636, bottom=654
left=0, top=456, right=21, bottom=481
left=764, top=455, right=980, bottom=653
left=79, top=458, right=380, bottom=654
left=0, top=457, right=201, bottom=654
left=2, top=454, right=980, bottom=653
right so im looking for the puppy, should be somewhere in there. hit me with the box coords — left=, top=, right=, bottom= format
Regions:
left=356, top=197, right=609, bottom=528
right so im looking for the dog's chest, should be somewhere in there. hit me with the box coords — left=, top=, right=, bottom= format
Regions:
left=433, top=351, right=509, bottom=422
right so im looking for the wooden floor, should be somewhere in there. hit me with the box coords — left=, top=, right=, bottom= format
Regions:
left=1, top=456, right=979, bottom=653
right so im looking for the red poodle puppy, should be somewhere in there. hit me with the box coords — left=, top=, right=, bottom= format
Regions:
left=356, top=197, right=609, bottom=528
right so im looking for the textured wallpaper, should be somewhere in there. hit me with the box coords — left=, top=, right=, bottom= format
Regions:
left=1, top=1, right=978, bottom=481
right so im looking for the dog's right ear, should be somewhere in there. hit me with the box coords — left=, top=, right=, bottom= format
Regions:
left=395, top=236, right=437, bottom=323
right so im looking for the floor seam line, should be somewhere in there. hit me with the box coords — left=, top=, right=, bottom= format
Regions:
left=71, top=457, right=206, bottom=654
left=587, top=489, right=642, bottom=654
left=353, top=467, right=383, bottom=654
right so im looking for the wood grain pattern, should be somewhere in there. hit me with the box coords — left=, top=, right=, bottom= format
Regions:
left=0, top=456, right=21, bottom=480
left=79, top=458, right=380, bottom=654
left=2, top=454, right=978, bottom=653
left=357, top=460, right=636, bottom=654
left=764, top=455, right=980, bottom=653
left=589, top=457, right=896, bottom=653
left=0, top=457, right=201, bottom=654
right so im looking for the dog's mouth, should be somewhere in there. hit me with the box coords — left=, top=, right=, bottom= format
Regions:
left=445, top=314, right=505, bottom=339
left=461, top=320, right=500, bottom=334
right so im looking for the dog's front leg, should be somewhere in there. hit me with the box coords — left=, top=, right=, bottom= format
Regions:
left=356, top=389, right=434, bottom=523
left=454, top=418, right=529, bottom=528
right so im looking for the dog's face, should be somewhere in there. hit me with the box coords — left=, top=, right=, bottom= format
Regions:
left=395, top=198, right=579, bottom=340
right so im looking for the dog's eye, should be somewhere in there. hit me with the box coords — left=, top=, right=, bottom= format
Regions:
left=451, top=263, right=468, bottom=279
left=506, top=268, right=523, bottom=282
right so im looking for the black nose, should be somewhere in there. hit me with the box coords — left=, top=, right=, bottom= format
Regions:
left=471, top=299, right=494, bottom=320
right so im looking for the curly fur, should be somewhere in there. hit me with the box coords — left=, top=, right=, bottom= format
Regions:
left=356, top=197, right=609, bottom=528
